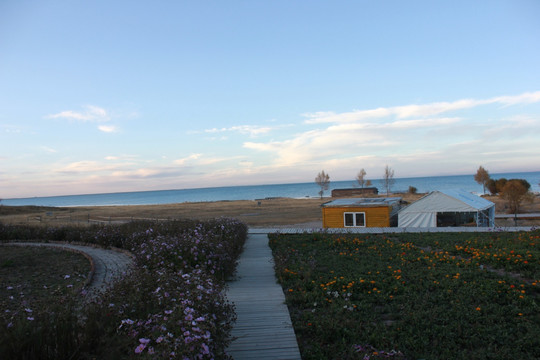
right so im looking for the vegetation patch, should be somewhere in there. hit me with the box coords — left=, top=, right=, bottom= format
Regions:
left=0, top=218, right=247, bottom=359
left=269, top=231, right=540, bottom=360
left=0, top=245, right=89, bottom=316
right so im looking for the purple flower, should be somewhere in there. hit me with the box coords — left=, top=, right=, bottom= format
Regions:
left=134, top=343, right=146, bottom=354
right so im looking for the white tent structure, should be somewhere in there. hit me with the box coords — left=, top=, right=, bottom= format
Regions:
left=398, top=189, right=495, bottom=228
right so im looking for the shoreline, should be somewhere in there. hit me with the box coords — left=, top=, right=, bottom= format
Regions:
left=3, top=170, right=539, bottom=207
left=1, top=194, right=539, bottom=228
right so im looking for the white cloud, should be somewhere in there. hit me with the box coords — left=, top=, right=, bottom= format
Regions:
left=98, top=125, right=119, bottom=133
left=174, top=154, right=202, bottom=165
left=110, top=167, right=181, bottom=179
left=5, top=91, right=538, bottom=199
left=243, top=91, right=540, bottom=177
left=41, top=146, right=57, bottom=153
left=2, top=124, right=22, bottom=133
left=492, top=91, right=540, bottom=106
left=204, top=125, right=274, bottom=137
left=303, top=91, right=540, bottom=124
left=56, top=161, right=119, bottom=174
left=47, top=105, right=110, bottom=122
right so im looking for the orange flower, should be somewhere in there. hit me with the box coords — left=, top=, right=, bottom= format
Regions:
left=476, top=307, right=481, bottom=311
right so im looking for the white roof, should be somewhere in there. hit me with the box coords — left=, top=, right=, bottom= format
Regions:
left=400, top=190, right=494, bottom=213
left=437, top=189, right=494, bottom=211
left=397, top=190, right=495, bottom=228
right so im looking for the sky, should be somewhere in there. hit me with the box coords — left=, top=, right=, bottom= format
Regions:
left=1, top=0, right=540, bottom=199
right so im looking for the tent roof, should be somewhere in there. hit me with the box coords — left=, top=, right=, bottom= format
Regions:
left=438, top=189, right=494, bottom=210
left=399, top=190, right=494, bottom=214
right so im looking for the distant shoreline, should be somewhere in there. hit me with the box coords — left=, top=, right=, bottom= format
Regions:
left=3, top=171, right=539, bottom=207
left=2, top=195, right=540, bottom=228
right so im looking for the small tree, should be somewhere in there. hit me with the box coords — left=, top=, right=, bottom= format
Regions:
left=474, top=166, right=490, bottom=194
left=315, top=170, right=330, bottom=199
left=501, top=180, right=529, bottom=216
left=356, top=168, right=367, bottom=194
left=487, top=178, right=507, bottom=195
left=382, top=165, right=395, bottom=196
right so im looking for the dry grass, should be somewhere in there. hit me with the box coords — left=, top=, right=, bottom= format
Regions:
left=0, top=198, right=329, bottom=227
left=1, top=193, right=539, bottom=227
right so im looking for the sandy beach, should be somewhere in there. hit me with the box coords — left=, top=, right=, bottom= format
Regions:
left=1, top=194, right=539, bottom=227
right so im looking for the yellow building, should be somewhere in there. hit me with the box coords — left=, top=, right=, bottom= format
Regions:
left=322, top=197, right=402, bottom=228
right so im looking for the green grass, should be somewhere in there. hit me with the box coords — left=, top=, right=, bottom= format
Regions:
left=0, top=246, right=89, bottom=313
left=269, top=231, right=540, bottom=360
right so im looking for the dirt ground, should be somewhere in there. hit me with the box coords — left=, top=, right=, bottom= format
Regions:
left=1, top=193, right=539, bottom=228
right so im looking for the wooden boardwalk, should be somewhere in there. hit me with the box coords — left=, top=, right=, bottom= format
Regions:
left=226, top=234, right=302, bottom=360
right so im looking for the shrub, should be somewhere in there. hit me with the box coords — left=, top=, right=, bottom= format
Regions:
left=0, top=218, right=248, bottom=359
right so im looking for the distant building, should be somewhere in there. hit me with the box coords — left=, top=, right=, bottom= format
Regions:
left=397, top=189, right=495, bottom=227
left=331, top=187, right=378, bottom=197
left=322, top=197, right=401, bottom=228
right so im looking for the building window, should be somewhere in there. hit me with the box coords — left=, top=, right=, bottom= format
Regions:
left=344, top=212, right=365, bottom=227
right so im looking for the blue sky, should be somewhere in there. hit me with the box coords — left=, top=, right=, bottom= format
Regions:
left=1, top=1, right=539, bottom=198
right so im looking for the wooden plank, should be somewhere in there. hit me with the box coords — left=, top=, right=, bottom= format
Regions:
left=226, top=233, right=302, bottom=360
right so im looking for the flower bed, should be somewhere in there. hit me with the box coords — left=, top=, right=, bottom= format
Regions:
left=0, top=218, right=247, bottom=359
left=269, top=231, right=540, bottom=359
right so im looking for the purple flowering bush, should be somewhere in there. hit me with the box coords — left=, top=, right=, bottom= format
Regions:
left=0, top=218, right=247, bottom=359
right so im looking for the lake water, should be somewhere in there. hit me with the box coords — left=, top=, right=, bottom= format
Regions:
left=3, top=171, right=539, bottom=207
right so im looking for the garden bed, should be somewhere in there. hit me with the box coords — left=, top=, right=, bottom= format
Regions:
left=0, top=218, right=248, bottom=359
left=269, top=231, right=540, bottom=359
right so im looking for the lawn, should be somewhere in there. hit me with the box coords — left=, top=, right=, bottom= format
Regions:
left=269, top=231, right=540, bottom=360
left=0, top=246, right=89, bottom=317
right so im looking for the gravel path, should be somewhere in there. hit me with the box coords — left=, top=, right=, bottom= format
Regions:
left=2, top=242, right=134, bottom=298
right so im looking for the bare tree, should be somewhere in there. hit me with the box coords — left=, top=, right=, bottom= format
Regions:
left=382, top=165, right=395, bottom=196
left=356, top=168, right=367, bottom=194
left=315, top=170, right=330, bottom=199
left=474, top=166, right=490, bottom=194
